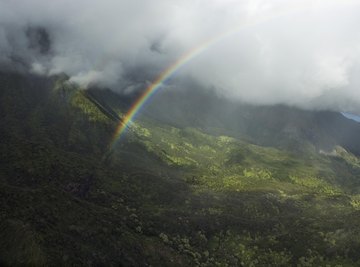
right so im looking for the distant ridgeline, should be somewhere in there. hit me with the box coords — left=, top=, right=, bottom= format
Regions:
left=342, top=112, right=360, bottom=123
left=138, top=87, right=360, bottom=156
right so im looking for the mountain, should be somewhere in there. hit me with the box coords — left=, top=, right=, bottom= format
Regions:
left=1, top=72, right=360, bottom=266
left=140, top=86, right=360, bottom=157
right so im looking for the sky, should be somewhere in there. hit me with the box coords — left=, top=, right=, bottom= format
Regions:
left=1, top=0, right=360, bottom=113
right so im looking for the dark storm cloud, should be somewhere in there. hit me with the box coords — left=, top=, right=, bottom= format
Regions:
left=0, top=0, right=360, bottom=112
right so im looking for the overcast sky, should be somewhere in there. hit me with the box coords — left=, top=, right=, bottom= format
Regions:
left=1, top=0, right=360, bottom=112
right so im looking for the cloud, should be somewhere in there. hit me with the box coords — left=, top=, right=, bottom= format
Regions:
left=0, top=0, right=360, bottom=112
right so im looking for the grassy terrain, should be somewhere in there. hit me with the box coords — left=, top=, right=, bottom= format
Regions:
left=1, top=73, right=360, bottom=266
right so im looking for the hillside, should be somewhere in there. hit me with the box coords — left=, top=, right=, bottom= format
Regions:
left=139, top=86, right=360, bottom=156
left=1, top=72, right=360, bottom=266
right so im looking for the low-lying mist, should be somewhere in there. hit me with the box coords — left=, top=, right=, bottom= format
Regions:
left=1, top=0, right=360, bottom=113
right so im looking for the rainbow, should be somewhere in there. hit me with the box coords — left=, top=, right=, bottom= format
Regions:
left=110, top=0, right=358, bottom=148
left=110, top=29, right=233, bottom=148
left=110, top=33, right=230, bottom=148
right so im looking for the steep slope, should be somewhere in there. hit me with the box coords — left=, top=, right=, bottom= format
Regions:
left=139, top=86, right=360, bottom=156
left=1, top=72, right=360, bottom=266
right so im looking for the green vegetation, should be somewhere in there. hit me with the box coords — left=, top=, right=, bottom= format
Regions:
left=1, top=72, right=360, bottom=266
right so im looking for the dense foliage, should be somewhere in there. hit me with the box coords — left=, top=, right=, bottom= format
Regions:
left=1, top=72, right=360, bottom=266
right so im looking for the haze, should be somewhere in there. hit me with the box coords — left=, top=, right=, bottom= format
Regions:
left=1, top=0, right=360, bottom=112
